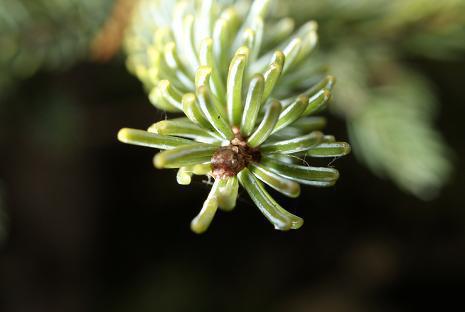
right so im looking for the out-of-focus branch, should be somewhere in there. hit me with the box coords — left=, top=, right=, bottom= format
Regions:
left=91, top=0, right=140, bottom=62
left=276, top=0, right=460, bottom=198
left=0, top=0, right=114, bottom=98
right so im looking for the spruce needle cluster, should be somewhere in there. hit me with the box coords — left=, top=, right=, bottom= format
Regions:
left=118, top=0, right=350, bottom=233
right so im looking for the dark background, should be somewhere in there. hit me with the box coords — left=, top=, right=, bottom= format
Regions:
left=0, top=54, right=464, bottom=311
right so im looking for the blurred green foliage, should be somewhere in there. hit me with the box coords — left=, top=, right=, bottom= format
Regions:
left=279, top=0, right=464, bottom=198
left=285, top=0, right=465, bottom=59
left=0, top=0, right=113, bottom=98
